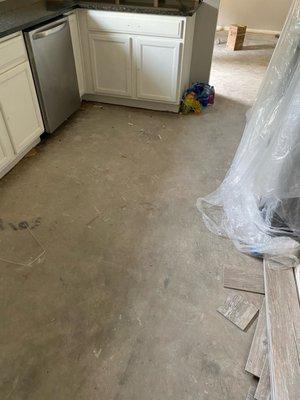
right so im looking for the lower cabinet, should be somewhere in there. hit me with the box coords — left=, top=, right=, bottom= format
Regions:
left=89, top=33, right=132, bottom=97
left=135, top=37, right=181, bottom=102
left=0, top=61, right=43, bottom=156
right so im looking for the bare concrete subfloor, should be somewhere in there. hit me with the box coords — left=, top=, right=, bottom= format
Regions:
left=0, top=33, right=276, bottom=400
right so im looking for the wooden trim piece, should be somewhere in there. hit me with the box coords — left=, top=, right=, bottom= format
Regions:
left=217, top=293, right=259, bottom=331
left=245, top=299, right=268, bottom=377
left=264, top=258, right=300, bottom=400
left=254, top=357, right=270, bottom=400
left=220, top=26, right=281, bottom=35
left=246, top=385, right=257, bottom=400
left=223, top=264, right=265, bottom=294
left=294, top=265, right=300, bottom=303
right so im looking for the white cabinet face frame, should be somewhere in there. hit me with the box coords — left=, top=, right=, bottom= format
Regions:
left=68, top=12, right=85, bottom=96
left=89, top=32, right=132, bottom=97
left=134, top=37, right=181, bottom=103
left=0, top=110, right=14, bottom=170
left=0, top=62, right=44, bottom=154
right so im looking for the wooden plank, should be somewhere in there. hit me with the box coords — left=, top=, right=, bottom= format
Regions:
left=294, top=265, right=300, bottom=302
left=245, top=298, right=268, bottom=377
left=223, top=264, right=265, bottom=294
left=264, top=258, right=300, bottom=400
left=255, top=357, right=270, bottom=400
left=246, top=385, right=257, bottom=399
left=227, top=24, right=247, bottom=51
left=217, top=293, right=259, bottom=331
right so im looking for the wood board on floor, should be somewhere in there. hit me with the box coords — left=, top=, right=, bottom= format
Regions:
left=245, top=298, right=267, bottom=377
left=264, top=258, right=300, bottom=400
left=223, top=264, right=265, bottom=294
left=246, top=385, right=257, bottom=400
left=217, top=293, right=259, bottom=331
left=294, top=265, right=300, bottom=301
left=255, top=357, right=270, bottom=400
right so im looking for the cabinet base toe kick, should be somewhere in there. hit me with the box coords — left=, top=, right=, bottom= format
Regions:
left=0, top=137, right=40, bottom=179
left=83, top=94, right=180, bottom=113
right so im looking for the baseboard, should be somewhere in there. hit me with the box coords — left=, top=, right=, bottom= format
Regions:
left=246, top=28, right=281, bottom=35
left=0, top=137, right=40, bottom=179
left=217, top=25, right=280, bottom=35
left=83, top=94, right=180, bottom=113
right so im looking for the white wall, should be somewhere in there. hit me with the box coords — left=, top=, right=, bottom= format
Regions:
left=218, top=0, right=293, bottom=32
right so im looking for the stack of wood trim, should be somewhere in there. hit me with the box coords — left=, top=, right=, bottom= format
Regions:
left=218, top=258, right=300, bottom=399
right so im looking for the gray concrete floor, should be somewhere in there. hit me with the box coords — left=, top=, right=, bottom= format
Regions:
left=0, top=32, right=276, bottom=400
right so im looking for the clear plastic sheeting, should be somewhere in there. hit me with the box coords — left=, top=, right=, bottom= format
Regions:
left=197, top=0, right=300, bottom=257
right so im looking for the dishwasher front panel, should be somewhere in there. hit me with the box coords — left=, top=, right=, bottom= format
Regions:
left=25, top=18, right=81, bottom=133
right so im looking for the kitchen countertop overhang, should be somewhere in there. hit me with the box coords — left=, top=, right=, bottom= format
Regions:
left=0, top=0, right=201, bottom=39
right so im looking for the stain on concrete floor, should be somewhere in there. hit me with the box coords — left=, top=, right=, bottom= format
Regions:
left=0, top=33, right=275, bottom=399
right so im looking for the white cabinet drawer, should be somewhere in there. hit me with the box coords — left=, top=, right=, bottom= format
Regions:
left=0, top=34, right=27, bottom=75
left=87, top=11, right=184, bottom=38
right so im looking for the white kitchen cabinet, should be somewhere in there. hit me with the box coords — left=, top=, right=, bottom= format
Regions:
left=68, top=12, right=85, bottom=96
left=78, top=9, right=196, bottom=111
left=0, top=61, right=43, bottom=155
left=135, top=37, right=181, bottom=102
left=89, top=33, right=132, bottom=97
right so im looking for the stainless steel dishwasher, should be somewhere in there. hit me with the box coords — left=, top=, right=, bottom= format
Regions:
left=25, top=17, right=81, bottom=133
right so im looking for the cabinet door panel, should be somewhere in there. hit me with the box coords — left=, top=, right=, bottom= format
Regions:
left=0, top=62, right=43, bottom=154
left=0, top=110, right=14, bottom=170
left=135, top=38, right=181, bottom=103
left=89, top=33, right=132, bottom=97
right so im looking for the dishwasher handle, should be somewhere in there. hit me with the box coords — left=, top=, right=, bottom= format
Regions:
left=33, top=22, right=67, bottom=39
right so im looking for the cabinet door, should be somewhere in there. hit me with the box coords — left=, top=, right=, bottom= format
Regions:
left=0, top=109, right=14, bottom=171
left=68, top=12, right=85, bottom=96
left=135, top=38, right=181, bottom=103
left=89, top=33, right=132, bottom=97
left=0, top=62, right=44, bottom=154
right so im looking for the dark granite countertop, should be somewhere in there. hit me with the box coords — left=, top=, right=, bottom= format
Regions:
left=0, top=0, right=201, bottom=39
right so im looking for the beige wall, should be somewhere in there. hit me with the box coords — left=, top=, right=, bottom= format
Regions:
left=218, top=0, right=293, bottom=32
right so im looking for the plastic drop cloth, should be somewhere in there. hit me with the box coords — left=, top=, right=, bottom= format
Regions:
left=197, top=0, right=300, bottom=257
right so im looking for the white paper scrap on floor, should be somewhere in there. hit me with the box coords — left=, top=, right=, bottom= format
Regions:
left=197, top=0, right=300, bottom=258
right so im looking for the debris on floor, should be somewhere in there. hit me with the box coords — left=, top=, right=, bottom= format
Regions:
left=0, top=225, right=46, bottom=267
left=93, top=104, right=104, bottom=109
left=218, top=256, right=300, bottom=399
left=180, top=82, right=215, bottom=114
left=25, top=147, right=39, bottom=158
